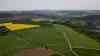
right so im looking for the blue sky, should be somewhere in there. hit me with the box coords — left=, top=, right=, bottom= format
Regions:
left=0, top=0, right=100, bottom=10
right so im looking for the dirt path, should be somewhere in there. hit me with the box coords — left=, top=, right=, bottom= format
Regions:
left=62, top=32, right=79, bottom=56
left=54, top=24, right=79, bottom=56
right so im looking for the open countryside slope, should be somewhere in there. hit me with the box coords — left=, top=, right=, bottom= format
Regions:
left=0, top=24, right=100, bottom=56
left=0, top=25, right=67, bottom=56
left=54, top=24, right=100, bottom=49
left=54, top=24, right=100, bottom=56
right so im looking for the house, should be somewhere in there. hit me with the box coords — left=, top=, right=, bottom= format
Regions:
left=96, top=26, right=100, bottom=32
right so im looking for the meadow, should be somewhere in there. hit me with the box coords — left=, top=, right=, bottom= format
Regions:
left=0, top=23, right=100, bottom=56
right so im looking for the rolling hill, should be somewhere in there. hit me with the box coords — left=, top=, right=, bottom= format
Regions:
left=0, top=24, right=100, bottom=56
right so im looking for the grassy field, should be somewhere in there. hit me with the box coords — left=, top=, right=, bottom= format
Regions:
left=0, top=25, right=67, bottom=56
left=0, top=24, right=100, bottom=56
left=73, top=48, right=100, bottom=56
left=54, top=24, right=100, bottom=56
left=54, top=24, right=100, bottom=49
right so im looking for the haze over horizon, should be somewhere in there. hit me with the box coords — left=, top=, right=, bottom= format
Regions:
left=0, top=0, right=100, bottom=11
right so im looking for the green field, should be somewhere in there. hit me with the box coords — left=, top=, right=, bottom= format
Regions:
left=55, top=24, right=100, bottom=48
left=0, top=24, right=100, bottom=56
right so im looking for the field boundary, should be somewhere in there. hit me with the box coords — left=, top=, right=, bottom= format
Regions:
left=73, top=47, right=100, bottom=50
left=12, top=32, right=32, bottom=45
left=54, top=24, right=79, bottom=56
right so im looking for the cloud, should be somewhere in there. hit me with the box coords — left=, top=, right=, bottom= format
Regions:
left=0, top=0, right=100, bottom=10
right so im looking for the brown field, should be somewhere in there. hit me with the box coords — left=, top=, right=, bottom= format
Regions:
left=16, top=48, right=52, bottom=56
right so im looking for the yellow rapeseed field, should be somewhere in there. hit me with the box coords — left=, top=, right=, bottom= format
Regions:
left=0, top=22, right=40, bottom=31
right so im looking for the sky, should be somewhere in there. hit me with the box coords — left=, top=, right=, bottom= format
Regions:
left=0, top=0, right=100, bottom=11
